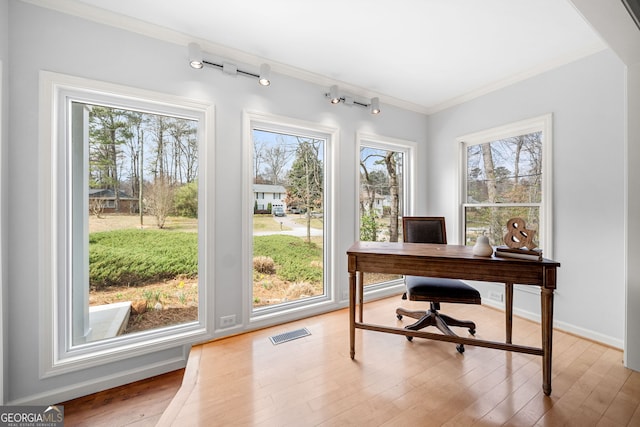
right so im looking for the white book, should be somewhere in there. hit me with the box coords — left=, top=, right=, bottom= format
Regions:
left=494, top=251, right=542, bottom=261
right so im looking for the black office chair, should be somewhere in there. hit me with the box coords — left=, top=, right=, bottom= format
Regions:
left=396, top=217, right=481, bottom=353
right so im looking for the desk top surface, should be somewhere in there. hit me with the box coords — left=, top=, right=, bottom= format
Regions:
left=347, top=241, right=560, bottom=267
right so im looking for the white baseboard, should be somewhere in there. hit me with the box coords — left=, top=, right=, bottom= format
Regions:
left=482, top=299, right=623, bottom=349
left=6, top=351, right=188, bottom=406
left=552, top=319, right=624, bottom=349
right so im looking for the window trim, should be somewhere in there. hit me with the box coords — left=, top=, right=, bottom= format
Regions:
left=457, top=114, right=553, bottom=257
left=39, top=71, right=215, bottom=377
left=242, top=111, right=338, bottom=327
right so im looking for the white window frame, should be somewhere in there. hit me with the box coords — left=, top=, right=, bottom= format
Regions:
left=356, top=132, right=416, bottom=295
left=242, top=111, right=337, bottom=327
left=39, top=71, right=215, bottom=377
left=457, top=114, right=553, bottom=258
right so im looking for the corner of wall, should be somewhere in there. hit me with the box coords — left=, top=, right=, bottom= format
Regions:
left=0, top=0, right=9, bottom=406
left=624, top=63, right=640, bottom=370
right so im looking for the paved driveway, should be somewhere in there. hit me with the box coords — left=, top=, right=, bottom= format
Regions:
left=254, top=214, right=323, bottom=237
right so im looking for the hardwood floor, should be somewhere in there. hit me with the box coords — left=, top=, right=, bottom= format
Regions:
left=59, top=369, right=184, bottom=426
left=65, top=296, right=640, bottom=426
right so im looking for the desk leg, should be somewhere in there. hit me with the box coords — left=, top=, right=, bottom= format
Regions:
left=349, top=271, right=356, bottom=359
left=541, top=287, right=554, bottom=396
left=358, top=271, right=364, bottom=322
left=505, top=282, right=513, bottom=344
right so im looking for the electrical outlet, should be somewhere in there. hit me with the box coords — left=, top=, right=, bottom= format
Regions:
left=488, top=291, right=504, bottom=302
left=220, top=315, right=236, bottom=328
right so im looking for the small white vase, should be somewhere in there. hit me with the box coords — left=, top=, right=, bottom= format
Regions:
left=473, top=235, right=494, bottom=256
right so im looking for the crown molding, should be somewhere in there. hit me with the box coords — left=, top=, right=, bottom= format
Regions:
left=20, top=0, right=430, bottom=114
left=20, top=0, right=610, bottom=116
left=426, top=41, right=607, bottom=115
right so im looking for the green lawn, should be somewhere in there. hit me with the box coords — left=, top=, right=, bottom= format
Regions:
left=253, top=215, right=292, bottom=232
left=90, top=215, right=322, bottom=292
left=292, top=216, right=323, bottom=229
left=89, top=229, right=198, bottom=288
left=253, top=234, right=322, bottom=283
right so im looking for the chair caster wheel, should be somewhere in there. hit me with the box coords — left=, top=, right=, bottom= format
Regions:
left=456, top=344, right=465, bottom=353
left=397, top=314, right=403, bottom=320
left=469, top=328, right=476, bottom=335
left=406, top=336, right=413, bottom=342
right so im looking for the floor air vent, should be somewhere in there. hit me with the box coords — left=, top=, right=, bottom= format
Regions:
left=269, top=327, right=311, bottom=345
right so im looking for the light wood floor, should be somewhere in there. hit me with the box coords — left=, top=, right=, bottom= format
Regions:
left=60, top=296, right=640, bottom=426
left=60, top=369, right=184, bottom=426
left=152, top=296, right=640, bottom=426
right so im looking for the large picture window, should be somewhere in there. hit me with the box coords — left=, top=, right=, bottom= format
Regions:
left=75, top=102, right=201, bottom=345
left=244, top=112, right=335, bottom=320
left=459, top=114, right=552, bottom=254
left=357, top=133, right=415, bottom=289
left=40, top=72, right=213, bottom=375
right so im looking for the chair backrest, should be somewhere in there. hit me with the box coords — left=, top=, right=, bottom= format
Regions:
left=402, top=217, right=447, bottom=244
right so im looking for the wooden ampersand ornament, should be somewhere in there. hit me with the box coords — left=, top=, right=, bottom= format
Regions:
left=503, top=217, right=537, bottom=249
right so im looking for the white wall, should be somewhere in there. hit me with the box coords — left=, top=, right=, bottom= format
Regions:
left=569, top=0, right=640, bottom=379
left=426, top=49, right=626, bottom=346
left=626, top=63, right=640, bottom=370
left=5, top=1, right=428, bottom=403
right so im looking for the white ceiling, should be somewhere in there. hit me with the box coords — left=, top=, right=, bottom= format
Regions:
left=53, top=0, right=605, bottom=113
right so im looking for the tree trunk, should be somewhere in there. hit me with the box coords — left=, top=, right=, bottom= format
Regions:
left=305, top=153, right=311, bottom=243
left=359, top=162, right=376, bottom=215
left=384, top=152, right=399, bottom=242
left=514, top=136, right=523, bottom=191
left=109, top=127, right=120, bottom=211
left=481, top=143, right=501, bottom=238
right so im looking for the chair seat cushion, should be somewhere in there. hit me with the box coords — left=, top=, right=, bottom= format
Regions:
left=405, top=276, right=481, bottom=304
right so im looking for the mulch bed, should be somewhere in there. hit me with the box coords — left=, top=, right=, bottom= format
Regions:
left=125, top=306, right=198, bottom=334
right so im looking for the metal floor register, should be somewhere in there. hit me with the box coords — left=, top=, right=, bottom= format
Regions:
left=269, top=327, right=311, bottom=345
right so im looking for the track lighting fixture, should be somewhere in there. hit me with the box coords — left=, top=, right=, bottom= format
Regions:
left=370, top=97, right=381, bottom=115
left=329, top=85, right=340, bottom=104
left=187, top=42, right=271, bottom=87
left=222, top=62, right=237, bottom=75
left=259, top=64, right=271, bottom=86
left=324, top=85, right=381, bottom=115
left=188, top=42, right=203, bottom=69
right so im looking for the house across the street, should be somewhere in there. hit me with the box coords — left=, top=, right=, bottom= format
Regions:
left=253, top=184, right=286, bottom=213
left=89, top=189, right=138, bottom=214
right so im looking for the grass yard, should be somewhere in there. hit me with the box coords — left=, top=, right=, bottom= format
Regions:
left=89, top=214, right=198, bottom=233
left=88, top=212, right=401, bottom=335
left=89, top=213, right=327, bottom=334
left=89, top=214, right=199, bottom=335
left=90, top=229, right=198, bottom=288
left=252, top=234, right=323, bottom=307
left=253, top=214, right=292, bottom=232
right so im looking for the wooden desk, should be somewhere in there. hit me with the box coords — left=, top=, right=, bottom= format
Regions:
left=347, top=241, right=560, bottom=396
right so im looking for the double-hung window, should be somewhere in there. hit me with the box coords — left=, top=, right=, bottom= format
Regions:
left=459, top=114, right=552, bottom=255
